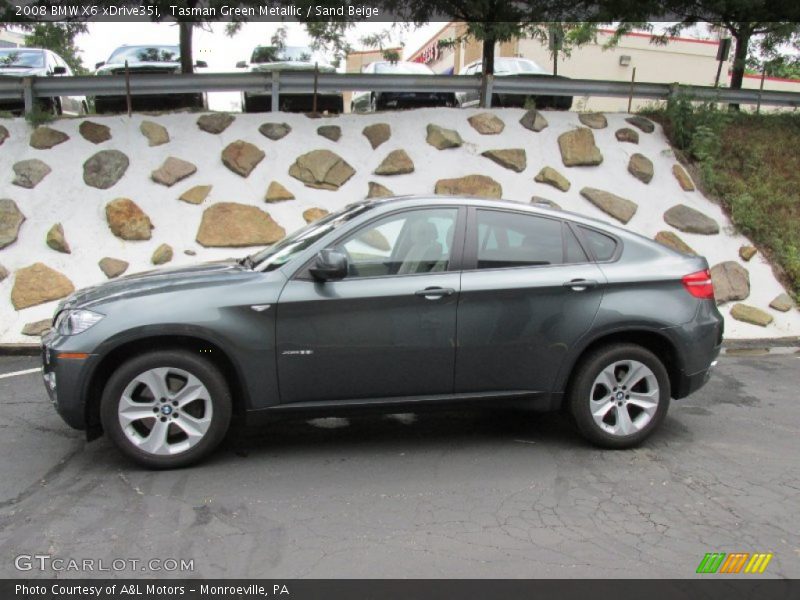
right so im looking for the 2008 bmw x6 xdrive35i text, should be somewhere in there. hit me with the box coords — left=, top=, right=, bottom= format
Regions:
left=41, top=197, right=723, bottom=468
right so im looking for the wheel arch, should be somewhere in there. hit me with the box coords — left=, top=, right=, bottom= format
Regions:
left=559, top=329, right=683, bottom=401
left=84, top=334, right=249, bottom=438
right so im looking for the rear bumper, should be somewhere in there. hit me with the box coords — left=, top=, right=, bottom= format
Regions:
left=670, top=300, right=724, bottom=399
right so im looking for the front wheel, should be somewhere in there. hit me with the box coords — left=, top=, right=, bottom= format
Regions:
left=100, top=350, right=232, bottom=469
left=568, top=344, right=670, bottom=449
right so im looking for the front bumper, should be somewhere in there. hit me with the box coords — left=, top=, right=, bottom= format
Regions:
left=41, top=331, right=95, bottom=431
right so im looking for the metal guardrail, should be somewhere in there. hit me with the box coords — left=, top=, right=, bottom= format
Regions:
left=1, top=71, right=799, bottom=113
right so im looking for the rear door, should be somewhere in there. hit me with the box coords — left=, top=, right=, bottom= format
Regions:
left=455, top=208, right=605, bottom=394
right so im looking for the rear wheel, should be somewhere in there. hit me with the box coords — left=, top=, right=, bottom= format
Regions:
left=568, top=344, right=670, bottom=449
left=100, top=350, right=232, bottom=469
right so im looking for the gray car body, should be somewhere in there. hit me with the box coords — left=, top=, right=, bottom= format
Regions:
left=41, top=196, right=723, bottom=438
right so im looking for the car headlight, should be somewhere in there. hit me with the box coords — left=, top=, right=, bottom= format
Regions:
left=55, top=309, right=104, bottom=336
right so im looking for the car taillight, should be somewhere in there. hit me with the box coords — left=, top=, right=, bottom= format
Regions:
left=682, top=269, right=715, bottom=299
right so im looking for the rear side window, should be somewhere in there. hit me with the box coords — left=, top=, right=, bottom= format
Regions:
left=578, top=226, right=618, bottom=261
left=474, top=210, right=584, bottom=269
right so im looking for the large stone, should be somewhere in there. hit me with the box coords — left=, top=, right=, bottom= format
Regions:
left=0, top=263, right=8, bottom=282
left=482, top=148, right=526, bottom=173
left=625, top=116, right=655, bottom=133
left=151, top=156, right=197, bottom=187
left=615, top=127, right=639, bottom=144
left=79, top=120, right=111, bottom=144
left=12, top=159, right=51, bottom=189
left=11, top=263, right=75, bottom=310
left=374, top=149, right=414, bottom=175
left=367, top=181, right=393, bottom=199
left=426, top=124, right=463, bottom=149
left=359, top=229, right=391, bottom=251
left=534, top=166, right=570, bottom=192
left=579, top=113, right=607, bottom=129
left=739, top=245, right=757, bottom=261
left=46, top=223, right=70, bottom=254
left=21, top=319, right=52, bottom=337
left=196, top=203, right=285, bottom=247
left=265, top=181, right=295, bottom=203
left=259, top=122, right=291, bottom=141
left=558, top=128, right=603, bottom=167
left=105, top=198, right=153, bottom=241
left=0, top=199, right=25, bottom=250
left=468, top=112, right=505, bottom=134
left=98, top=257, right=129, bottom=279
left=289, top=149, right=355, bottom=190
left=672, top=164, right=695, bottom=191
left=710, top=261, right=750, bottom=304
left=303, top=207, right=329, bottom=223
left=654, top=231, right=696, bottom=255
left=663, top=204, right=719, bottom=234
left=179, top=185, right=212, bottom=205
left=317, top=125, right=341, bottom=142
left=30, top=126, right=68, bottom=149
left=83, top=149, right=129, bottom=189
left=197, top=113, right=234, bottom=134
left=769, top=293, right=794, bottom=312
left=435, top=175, right=502, bottom=199
left=140, top=120, right=169, bottom=146
left=628, top=153, right=654, bottom=184
left=151, top=243, right=173, bottom=265
left=530, top=197, right=561, bottom=210
left=362, top=123, right=390, bottom=149
left=0, top=124, right=8, bottom=145
left=519, top=109, right=548, bottom=132
left=580, top=187, right=638, bottom=224
left=221, top=140, right=265, bottom=177
left=730, top=303, right=773, bottom=327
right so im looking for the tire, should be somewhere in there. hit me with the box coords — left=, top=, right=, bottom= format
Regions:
left=568, top=344, right=670, bottom=449
left=100, top=350, right=232, bottom=469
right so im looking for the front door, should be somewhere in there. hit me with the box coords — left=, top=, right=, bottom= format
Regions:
left=455, top=208, right=605, bottom=394
left=276, top=206, right=465, bottom=404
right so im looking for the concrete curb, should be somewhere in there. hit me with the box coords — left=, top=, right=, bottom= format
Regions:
left=2, top=337, right=798, bottom=358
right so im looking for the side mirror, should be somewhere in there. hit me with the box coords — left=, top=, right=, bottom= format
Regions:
left=52, top=66, right=67, bottom=75
left=195, top=60, right=208, bottom=68
left=235, top=60, right=247, bottom=69
left=309, top=249, right=348, bottom=282
left=94, top=61, right=105, bottom=69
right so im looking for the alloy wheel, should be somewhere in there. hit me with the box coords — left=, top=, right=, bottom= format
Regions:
left=589, top=360, right=660, bottom=437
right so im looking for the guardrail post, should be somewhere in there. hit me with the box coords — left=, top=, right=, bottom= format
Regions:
left=485, top=74, right=494, bottom=109
left=22, top=77, right=34, bottom=115
left=271, top=71, right=280, bottom=112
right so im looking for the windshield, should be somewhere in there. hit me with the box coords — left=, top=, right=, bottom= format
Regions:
left=494, top=58, right=547, bottom=75
left=251, top=46, right=313, bottom=64
left=107, top=46, right=180, bottom=64
left=374, top=62, right=434, bottom=75
left=249, top=203, right=373, bottom=270
left=0, top=49, right=44, bottom=68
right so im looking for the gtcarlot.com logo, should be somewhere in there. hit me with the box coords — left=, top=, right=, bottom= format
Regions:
left=696, top=552, right=773, bottom=574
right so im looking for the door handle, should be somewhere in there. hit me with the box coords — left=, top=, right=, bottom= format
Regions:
left=563, top=279, right=599, bottom=291
left=415, top=287, right=455, bottom=299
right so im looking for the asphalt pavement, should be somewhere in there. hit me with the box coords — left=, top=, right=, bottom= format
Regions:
left=0, top=352, right=798, bottom=578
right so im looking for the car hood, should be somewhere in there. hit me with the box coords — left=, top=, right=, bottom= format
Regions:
left=249, top=62, right=335, bottom=73
left=96, top=62, right=179, bottom=74
left=0, top=67, right=46, bottom=77
left=59, top=260, right=253, bottom=311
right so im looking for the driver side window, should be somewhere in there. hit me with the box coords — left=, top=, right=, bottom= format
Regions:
left=336, top=208, right=458, bottom=278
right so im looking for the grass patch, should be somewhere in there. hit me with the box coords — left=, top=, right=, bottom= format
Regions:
left=645, top=97, right=800, bottom=300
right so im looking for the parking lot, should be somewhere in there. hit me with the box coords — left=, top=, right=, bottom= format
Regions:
left=0, top=351, right=798, bottom=578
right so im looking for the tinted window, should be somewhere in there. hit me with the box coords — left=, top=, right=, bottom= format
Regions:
left=475, top=210, right=566, bottom=269
left=0, top=49, right=44, bottom=68
left=336, top=208, right=458, bottom=278
left=578, top=226, right=618, bottom=261
left=108, top=46, right=180, bottom=64
left=251, top=46, right=313, bottom=63
left=565, top=226, right=589, bottom=263
left=374, top=62, right=434, bottom=75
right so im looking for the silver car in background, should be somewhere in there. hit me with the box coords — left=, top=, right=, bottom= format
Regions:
left=351, top=61, right=455, bottom=112
left=0, top=47, right=87, bottom=115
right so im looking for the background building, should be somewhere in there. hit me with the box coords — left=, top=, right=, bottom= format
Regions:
left=0, top=29, right=26, bottom=49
